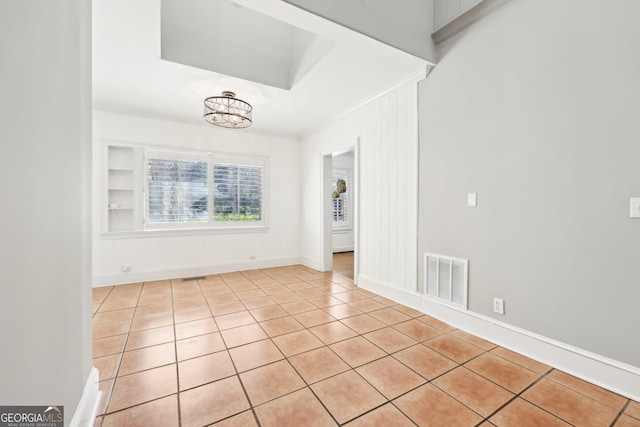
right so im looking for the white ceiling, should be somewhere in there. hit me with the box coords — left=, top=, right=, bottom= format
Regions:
left=92, top=0, right=429, bottom=138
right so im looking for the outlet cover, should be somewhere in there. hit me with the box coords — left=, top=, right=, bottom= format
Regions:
left=468, top=193, right=477, bottom=207
left=631, top=198, right=640, bottom=218
left=493, top=298, right=504, bottom=315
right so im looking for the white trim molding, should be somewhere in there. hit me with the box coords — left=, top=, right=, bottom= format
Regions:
left=69, top=367, right=101, bottom=427
left=358, top=274, right=640, bottom=402
left=93, top=257, right=302, bottom=287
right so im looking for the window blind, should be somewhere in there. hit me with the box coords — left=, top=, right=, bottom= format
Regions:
left=146, top=158, right=208, bottom=224
left=213, top=163, right=262, bottom=221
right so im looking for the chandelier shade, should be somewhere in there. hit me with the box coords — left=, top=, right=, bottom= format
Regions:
left=203, top=91, right=252, bottom=128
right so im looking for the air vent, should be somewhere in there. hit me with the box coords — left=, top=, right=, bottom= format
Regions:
left=182, top=276, right=206, bottom=281
left=424, top=253, right=468, bottom=309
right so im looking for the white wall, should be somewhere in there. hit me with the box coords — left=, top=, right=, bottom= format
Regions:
left=418, top=0, right=640, bottom=368
left=332, top=152, right=354, bottom=252
left=93, top=111, right=301, bottom=286
left=0, top=0, right=94, bottom=424
left=301, top=81, right=419, bottom=291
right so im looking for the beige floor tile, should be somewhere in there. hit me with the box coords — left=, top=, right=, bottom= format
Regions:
left=103, top=395, right=178, bottom=427
left=465, top=352, right=540, bottom=393
left=107, top=364, right=177, bottom=413
left=491, top=347, right=551, bottom=374
left=394, top=343, right=458, bottom=379
left=210, top=410, right=258, bottom=426
left=236, top=289, right=267, bottom=300
left=229, top=339, right=284, bottom=372
left=348, top=299, right=386, bottom=313
left=178, top=350, right=236, bottom=391
left=281, top=300, right=317, bottom=315
left=394, top=383, right=482, bottom=426
left=364, top=327, right=416, bottom=353
left=393, top=319, right=443, bottom=341
left=294, top=309, right=336, bottom=328
left=450, top=329, right=497, bottom=351
left=209, top=301, right=246, bottom=316
left=616, top=415, right=640, bottom=427
left=424, top=334, right=485, bottom=363
left=627, top=401, right=640, bottom=419
left=273, top=330, right=324, bottom=357
left=260, top=316, right=304, bottom=337
left=356, top=356, right=426, bottom=399
left=240, top=360, right=306, bottom=406
left=93, top=320, right=131, bottom=339
left=176, top=332, right=226, bottom=361
left=119, top=342, right=176, bottom=376
left=215, top=311, right=256, bottom=330
left=311, top=370, right=386, bottom=424
left=490, top=398, right=570, bottom=427
left=339, top=314, right=385, bottom=334
left=392, top=304, right=424, bottom=318
left=323, top=303, right=363, bottom=320
left=179, top=376, right=250, bottom=427
left=93, top=334, right=127, bottom=358
left=522, top=379, right=618, bottom=426
left=367, top=307, right=411, bottom=325
left=330, top=336, right=386, bottom=368
left=125, top=325, right=174, bottom=351
left=344, top=403, right=414, bottom=427
left=174, top=317, right=217, bottom=340
left=255, top=388, right=336, bottom=427
left=94, top=353, right=121, bottom=381
left=416, top=314, right=456, bottom=332
left=309, top=321, right=358, bottom=345
left=221, top=323, right=268, bottom=348
left=547, top=370, right=628, bottom=410
left=288, top=347, right=350, bottom=384
left=250, top=305, right=288, bottom=322
left=97, top=299, right=138, bottom=313
left=433, top=367, right=514, bottom=417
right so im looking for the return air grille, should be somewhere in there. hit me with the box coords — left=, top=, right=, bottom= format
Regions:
left=424, top=253, right=468, bottom=309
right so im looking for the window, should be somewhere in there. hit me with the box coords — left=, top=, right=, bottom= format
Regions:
left=144, top=150, right=264, bottom=230
left=213, top=162, right=262, bottom=222
left=332, top=170, right=350, bottom=229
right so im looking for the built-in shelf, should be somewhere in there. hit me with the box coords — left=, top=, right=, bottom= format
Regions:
left=106, top=145, right=137, bottom=233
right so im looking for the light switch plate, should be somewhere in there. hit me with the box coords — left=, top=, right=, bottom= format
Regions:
left=468, top=193, right=477, bottom=207
left=631, top=198, right=640, bottom=218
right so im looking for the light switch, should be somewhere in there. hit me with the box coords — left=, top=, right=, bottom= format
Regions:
left=468, top=193, right=477, bottom=207
left=631, top=198, right=640, bottom=218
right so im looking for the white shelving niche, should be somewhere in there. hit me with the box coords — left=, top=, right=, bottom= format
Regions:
left=105, top=144, right=141, bottom=233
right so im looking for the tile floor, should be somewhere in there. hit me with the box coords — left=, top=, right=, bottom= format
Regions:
left=92, top=265, right=640, bottom=426
left=332, top=252, right=354, bottom=279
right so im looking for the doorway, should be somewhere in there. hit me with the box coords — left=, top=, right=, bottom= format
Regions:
left=320, top=139, right=359, bottom=283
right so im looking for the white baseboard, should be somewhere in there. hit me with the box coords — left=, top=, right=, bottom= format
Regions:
left=358, top=274, right=640, bottom=401
left=300, top=256, right=322, bottom=272
left=69, top=367, right=101, bottom=427
left=92, top=257, right=302, bottom=287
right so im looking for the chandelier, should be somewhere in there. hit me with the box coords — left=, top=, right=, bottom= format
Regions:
left=203, top=91, right=252, bottom=128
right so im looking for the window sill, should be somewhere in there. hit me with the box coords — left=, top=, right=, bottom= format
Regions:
left=101, top=225, right=269, bottom=239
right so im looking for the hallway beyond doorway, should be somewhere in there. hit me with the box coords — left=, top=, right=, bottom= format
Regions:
left=333, top=251, right=354, bottom=279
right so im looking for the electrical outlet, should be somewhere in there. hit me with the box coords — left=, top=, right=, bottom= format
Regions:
left=121, top=265, right=132, bottom=273
left=493, top=298, right=504, bottom=315
left=249, top=255, right=257, bottom=260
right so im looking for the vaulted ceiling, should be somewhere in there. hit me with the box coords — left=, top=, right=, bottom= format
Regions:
left=92, top=0, right=431, bottom=137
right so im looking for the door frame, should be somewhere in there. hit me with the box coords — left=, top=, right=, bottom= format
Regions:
left=320, top=138, right=359, bottom=283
